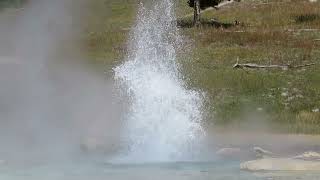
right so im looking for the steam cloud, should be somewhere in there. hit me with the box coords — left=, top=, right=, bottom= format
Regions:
left=0, top=0, right=121, bottom=164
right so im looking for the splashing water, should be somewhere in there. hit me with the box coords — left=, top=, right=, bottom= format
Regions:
left=114, top=0, right=204, bottom=162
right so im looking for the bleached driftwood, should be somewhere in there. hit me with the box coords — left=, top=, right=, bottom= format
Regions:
left=233, top=59, right=316, bottom=70
left=215, top=0, right=239, bottom=9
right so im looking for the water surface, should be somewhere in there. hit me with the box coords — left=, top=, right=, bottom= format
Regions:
left=1, top=160, right=320, bottom=180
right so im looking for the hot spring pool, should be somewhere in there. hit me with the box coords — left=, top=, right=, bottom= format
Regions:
left=1, top=160, right=320, bottom=180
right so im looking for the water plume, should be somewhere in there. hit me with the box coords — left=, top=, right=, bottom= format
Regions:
left=114, top=0, right=204, bottom=162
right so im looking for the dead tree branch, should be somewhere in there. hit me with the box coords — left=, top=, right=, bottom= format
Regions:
left=233, top=59, right=316, bottom=70
left=214, top=0, right=239, bottom=9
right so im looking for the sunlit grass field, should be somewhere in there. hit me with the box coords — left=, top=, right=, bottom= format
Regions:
left=77, top=0, right=320, bottom=133
left=178, top=0, right=320, bottom=133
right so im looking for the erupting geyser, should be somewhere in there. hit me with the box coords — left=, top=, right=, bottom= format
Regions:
left=114, top=0, right=204, bottom=162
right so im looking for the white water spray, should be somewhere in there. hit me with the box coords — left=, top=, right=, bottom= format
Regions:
left=114, top=0, right=203, bottom=162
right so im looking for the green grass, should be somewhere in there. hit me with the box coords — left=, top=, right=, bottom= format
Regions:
left=85, top=0, right=320, bottom=134
left=178, top=0, right=320, bottom=133
left=83, top=0, right=137, bottom=68
left=0, top=0, right=25, bottom=9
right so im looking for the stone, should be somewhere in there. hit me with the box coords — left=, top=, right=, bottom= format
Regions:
left=253, top=147, right=274, bottom=158
left=312, top=108, right=319, bottom=113
left=216, top=148, right=241, bottom=156
left=293, top=151, right=320, bottom=161
left=240, top=158, right=320, bottom=171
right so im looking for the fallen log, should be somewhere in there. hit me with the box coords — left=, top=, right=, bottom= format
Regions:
left=233, top=60, right=316, bottom=70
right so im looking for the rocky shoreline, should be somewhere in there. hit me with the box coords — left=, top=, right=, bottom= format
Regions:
left=240, top=157, right=320, bottom=171
left=240, top=150, right=320, bottom=171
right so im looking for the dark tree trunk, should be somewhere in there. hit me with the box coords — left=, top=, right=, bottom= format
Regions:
left=193, top=0, right=201, bottom=26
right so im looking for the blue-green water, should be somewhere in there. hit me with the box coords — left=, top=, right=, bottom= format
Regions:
left=1, top=160, right=320, bottom=180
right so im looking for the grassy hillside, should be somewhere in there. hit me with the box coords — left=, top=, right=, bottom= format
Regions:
left=85, top=0, right=320, bottom=134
